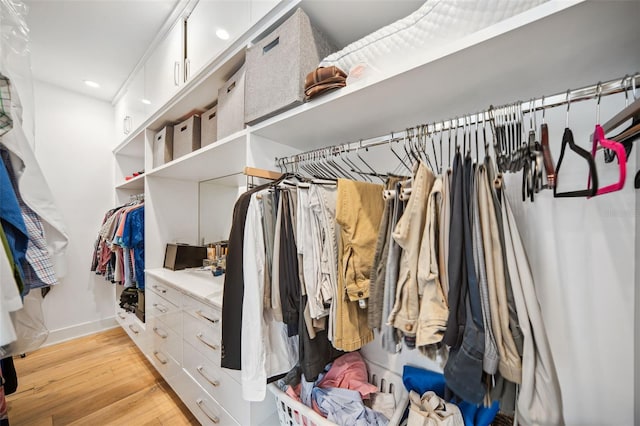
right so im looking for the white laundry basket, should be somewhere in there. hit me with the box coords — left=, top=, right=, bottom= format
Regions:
left=268, top=361, right=409, bottom=426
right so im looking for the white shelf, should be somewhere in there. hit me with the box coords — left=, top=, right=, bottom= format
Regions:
left=252, top=0, right=640, bottom=151
left=146, top=268, right=224, bottom=308
left=147, top=130, right=248, bottom=181
left=114, top=127, right=145, bottom=157
left=115, top=174, right=145, bottom=190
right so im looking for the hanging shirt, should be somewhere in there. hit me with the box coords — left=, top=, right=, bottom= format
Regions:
left=121, top=206, right=144, bottom=289
left=0, top=154, right=28, bottom=292
left=1, top=111, right=68, bottom=278
left=0, top=231, right=23, bottom=347
left=2, top=148, right=57, bottom=290
left=241, top=192, right=297, bottom=401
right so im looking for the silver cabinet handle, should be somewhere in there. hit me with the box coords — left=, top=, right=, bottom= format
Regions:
left=123, top=116, right=131, bottom=134
left=185, top=58, right=191, bottom=81
left=152, top=284, right=167, bottom=294
left=195, top=310, right=219, bottom=324
left=128, top=324, right=139, bottom=335
left=153, top=303, right=168, bottom=314
left=196, top=366, right=220, bottom=387
left=118, top=312, right=126, bottom=320
left=196, top=399, right=219, bottom=424
left=153, top=350, right=168, bottom=365
left=153, top=326, right=168, bottom=339
left=196, top=333, right=219, bottom=351
left=174, top=61, right=180, bottom=86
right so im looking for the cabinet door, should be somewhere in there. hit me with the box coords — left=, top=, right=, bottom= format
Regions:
left=115, top=65, right=146, bottom=141
left=114, top=93, right=128, bottom=140
left=126, top=66, right=147, bottom=132
left=185, top=0, right=250, bottom=81
left=145, top=20, right=185, bottom=111
left=250, top=0, right=280, bottom=25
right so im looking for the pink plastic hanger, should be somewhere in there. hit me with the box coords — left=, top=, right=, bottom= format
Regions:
left=589, top=83, right=627, bottom=197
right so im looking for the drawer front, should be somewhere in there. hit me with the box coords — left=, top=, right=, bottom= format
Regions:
left=183, top=310, right=221, bottom=366
left=184, top=342, right=248, bottom=424
left=127, top=316, right=151, bottom=354
left=180, top=374, right=240, bottom=426
left=149, top=345, right=181, bottom=382
left=182, top=294, right=221, bottom=325
left=147, top=276, right=183, bottom=305
left=115, top=308, right=130, bottom=327
left=146, top=288, right=182, bottom=332
left=150, top=317, right=182, bottom=365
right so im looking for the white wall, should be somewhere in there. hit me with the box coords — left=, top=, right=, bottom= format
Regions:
left=32, top=80, right=116, bottom=344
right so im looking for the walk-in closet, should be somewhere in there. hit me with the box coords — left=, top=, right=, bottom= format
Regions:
left=1, top=0, right=639, bottom=425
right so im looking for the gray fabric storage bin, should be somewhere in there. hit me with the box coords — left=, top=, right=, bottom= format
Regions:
left=244, top=8, right=336, bottom=124
left=153, top=125, right=173, bottom=168
left=217, top=65, right=246, bottom=140
left=173, top=115, right=201, bottom=159
left=201, top=104, right=218, bottom=147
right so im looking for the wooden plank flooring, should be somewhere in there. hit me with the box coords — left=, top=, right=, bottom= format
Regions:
left=6, top=327, right=198, bottom=425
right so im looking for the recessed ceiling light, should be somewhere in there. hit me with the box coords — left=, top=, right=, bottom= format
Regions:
left=84, top=80, right=100, bottom=88
left=141, top=99, right=151, bottom=105
left=216, top=29, right=230, bottom=40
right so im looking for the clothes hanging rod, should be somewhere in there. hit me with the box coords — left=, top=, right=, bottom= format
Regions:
left=275, top=72, right=639, bottom=167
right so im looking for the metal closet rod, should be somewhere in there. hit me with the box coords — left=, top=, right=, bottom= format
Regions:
left=275, top=72, right=639, bottom=166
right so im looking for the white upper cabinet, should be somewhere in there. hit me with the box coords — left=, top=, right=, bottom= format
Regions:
left=145, top=20, right=185, bottom=111
left=250, top=0, right=280, bottom=25
left=115, top=66, right=146, bottom=140
left=185, top=0, right=250, bottom=81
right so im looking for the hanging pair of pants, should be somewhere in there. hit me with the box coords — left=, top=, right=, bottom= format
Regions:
left=333, top=179, right=384, bottom=352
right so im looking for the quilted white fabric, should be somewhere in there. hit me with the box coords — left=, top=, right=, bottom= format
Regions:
left=320, top=0, right=548, bottom=73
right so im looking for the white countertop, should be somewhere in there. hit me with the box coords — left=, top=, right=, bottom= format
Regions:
left=146, top=267, right=224, bottom=308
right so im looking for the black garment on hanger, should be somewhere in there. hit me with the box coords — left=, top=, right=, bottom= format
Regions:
left=444, top=154, right=486, bottom=405
left=221, top=183, right=271, bottom=370
left=443, top=152, right=466, bottom=349
left=298, top=294, right=342, bottom=381
left=279, top=190, right=300, bottom=337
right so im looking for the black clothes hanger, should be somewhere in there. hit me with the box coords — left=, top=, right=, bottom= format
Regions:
left=554, top=128, right=599, bottom=198
left=554, top=90, right=599, bottom=198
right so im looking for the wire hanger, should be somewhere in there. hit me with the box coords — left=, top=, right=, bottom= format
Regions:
left=554, top=89, right=599, bottom=198
left=589, top=82, right=627, bottom=196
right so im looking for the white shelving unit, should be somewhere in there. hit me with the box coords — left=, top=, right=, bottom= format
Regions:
left=110, top=0, right=640, bottom=424
left=115, top=174, right=145, bottom=190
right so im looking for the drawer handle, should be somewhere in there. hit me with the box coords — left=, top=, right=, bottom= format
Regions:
left=195, top=310, right=219, bottom=324
left=128, top=324, right=139, bottom=335
left=153, top=327, right=168, bottom=339
left=118, top=313, right=126, bottom=320
left=152, top=284, right=167, bottom=294
left=196, top=333, right=219, bottom=351
left=196, top=399, right=220, bottom=424
left=153, top=303, right=168, bottom=313
left=153, top=350, right=168, bottom=365
left=197, top=366, right=220, bottom=387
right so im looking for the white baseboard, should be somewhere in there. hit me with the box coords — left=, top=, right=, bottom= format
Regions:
left=43, top=317, right=119, bottom=347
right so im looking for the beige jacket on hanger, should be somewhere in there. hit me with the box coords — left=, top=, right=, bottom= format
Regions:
left=478, top=167, right=522, bottom=384
left=501, top=187, right=564, bottom=426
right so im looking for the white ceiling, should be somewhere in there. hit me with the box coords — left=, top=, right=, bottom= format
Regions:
left=24, top=0, right=179, bottom=103
left=22, top=0, right=424, bottom=104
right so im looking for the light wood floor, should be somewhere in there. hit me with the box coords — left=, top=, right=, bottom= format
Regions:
left=6, top=327, right=198, bottom=425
